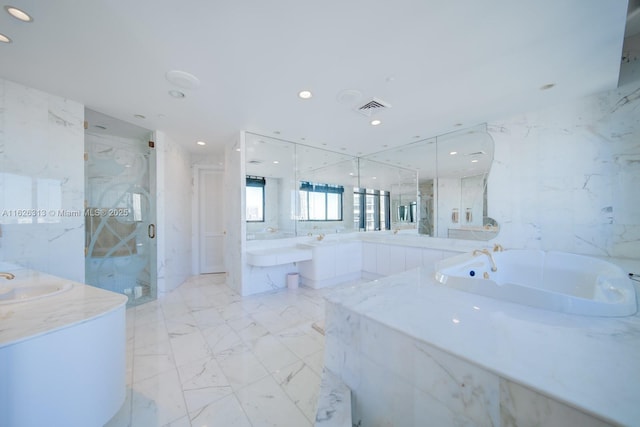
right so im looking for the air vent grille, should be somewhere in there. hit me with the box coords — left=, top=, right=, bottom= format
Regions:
left=355, top=97, right=391, bottom=116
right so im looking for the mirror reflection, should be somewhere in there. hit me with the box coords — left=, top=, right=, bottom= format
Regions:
left=435, top=125, right=497, bottom=240
left=245, top=134, right=296, bottom=240
left=244, top=132, right=358, bottom=240
left=244, top=124, right=498, bottom=241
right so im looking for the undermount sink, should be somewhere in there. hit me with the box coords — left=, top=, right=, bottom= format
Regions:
left=0, top=282, right=73, bottom=304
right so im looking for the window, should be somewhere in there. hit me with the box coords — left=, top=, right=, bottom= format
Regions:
left=354, top=188, right=390, bottom=231
left=299, top=181, right=343, bottom=221
left=246, top=176, right=265, bottom=222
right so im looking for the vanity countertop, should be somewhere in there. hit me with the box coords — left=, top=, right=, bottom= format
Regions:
left=325, top=257, right=640, bottom=426
left=0, top=265, right=127, bottom=348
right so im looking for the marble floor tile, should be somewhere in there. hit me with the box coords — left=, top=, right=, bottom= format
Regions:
left=277, top=323, right=325, bottom=359
left=133, top=339, right=176, bottom=384
left=235, top=375, right=312, bottom=427
left=177, top=355, right=233, bottom=413
left=170, top=330, right=212, bottom=368
left=215, top=342, right=270, bottom=391
left=109, top=274, right=333, bottom=427
left=272, top=360, right=322, bottom=422
left=131, top=368, right=188, bottom=427
left=189, top=393, right=253, bottom=427
left=248, top=332, right=302, bottom=373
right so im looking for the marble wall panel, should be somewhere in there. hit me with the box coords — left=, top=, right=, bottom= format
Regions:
left=487, top=60, right=640, bottom=258
left=0, top=78, right=84, bottom=282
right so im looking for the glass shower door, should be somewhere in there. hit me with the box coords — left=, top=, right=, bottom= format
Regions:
left=84, top=127, right=156, bottom=306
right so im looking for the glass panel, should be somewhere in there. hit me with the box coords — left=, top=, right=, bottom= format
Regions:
left=84, top=110, right=156, bottom=306
left=246, top=186, right=264, bottom=221
left=327, top=193, right=341, bottom=220
left=308, top=191, right=326, bottom=220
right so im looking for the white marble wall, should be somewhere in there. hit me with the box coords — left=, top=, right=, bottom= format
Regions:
left=0, top=78, right=85, bottom=282
left=487, top=59, right=640, bottom=258
left=225, top=135, right=245, bottom=294
left=155, top=130, right=193, bottom=294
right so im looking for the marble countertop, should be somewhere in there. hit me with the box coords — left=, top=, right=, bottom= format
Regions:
left=0, top=264, right=128, bottom=348
left=325, top=257, right=640, bottom=426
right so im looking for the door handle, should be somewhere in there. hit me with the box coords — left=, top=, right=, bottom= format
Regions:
left=148, top=224, right=156, bottom=239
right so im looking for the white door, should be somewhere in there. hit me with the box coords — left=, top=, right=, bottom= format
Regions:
left=199, top=169, right=225, bottom=273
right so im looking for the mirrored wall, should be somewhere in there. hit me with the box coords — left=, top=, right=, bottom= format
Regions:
left=244, top=124, right=498, bottom=241
left=244, top=132, right=358, bottom=239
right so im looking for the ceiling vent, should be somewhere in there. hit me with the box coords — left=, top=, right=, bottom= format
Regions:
left=248, top=160, right=262, bottom=165
left=355, top=97, right=391, bottom=117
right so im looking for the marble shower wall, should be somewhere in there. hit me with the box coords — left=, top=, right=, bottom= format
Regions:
left=155, top=130, right=193, bottom=294
left=487, top=60, right=640, bottom=258
left=0, top=78, right=85, bottom=282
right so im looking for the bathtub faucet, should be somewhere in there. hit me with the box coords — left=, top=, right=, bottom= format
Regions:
left=0, top=272, right=15, bottom=280
left=472, top=249, right=498, bottom=272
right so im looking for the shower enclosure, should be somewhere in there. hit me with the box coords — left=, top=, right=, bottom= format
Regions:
left=84, top=110, right=157, bottom=306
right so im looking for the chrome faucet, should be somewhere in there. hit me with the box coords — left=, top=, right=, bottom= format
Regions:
left=472, top=249, right=497, bottom=272
left=0, top=272, right=15, bottom=280
left=493, top=243, right=504, bottom=252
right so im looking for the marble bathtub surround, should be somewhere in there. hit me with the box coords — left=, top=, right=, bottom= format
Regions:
left=323, top=260, right=640, bottom=426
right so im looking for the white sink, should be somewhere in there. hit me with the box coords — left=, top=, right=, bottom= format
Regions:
left=0, top=282, right=73, bottom=304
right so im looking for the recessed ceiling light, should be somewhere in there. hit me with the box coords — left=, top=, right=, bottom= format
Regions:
left=196, top=141, right=206, bottom=146
left=371, top=119, right=382, bottom=126
left=298, top=90, right=312, bottom=99
left=273, top=160, right=279, bottom=164
left=168, top=90, right=185, bottom=98
left=235, top=148, right=241, bottom=152
left=0, top=33, right=11, bottom=43
left=471, top=159, right=479, bottom=163
left=5, top=6, right=33, bottom=22
left=450, top=151, right=458, bottom=155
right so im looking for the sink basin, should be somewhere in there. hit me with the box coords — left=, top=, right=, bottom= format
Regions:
left=0, top=282, right=73, bottom=304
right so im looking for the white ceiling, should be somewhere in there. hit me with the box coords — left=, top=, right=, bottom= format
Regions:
left=0, top=0, right=632, bottom=156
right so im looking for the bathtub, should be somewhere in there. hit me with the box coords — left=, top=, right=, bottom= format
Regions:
left=435, top=249, right=637, bottom=317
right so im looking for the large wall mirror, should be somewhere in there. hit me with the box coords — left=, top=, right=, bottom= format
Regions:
left=244, top=124, right=497, bottom=241
left=244, top=132, right=358, bottom=240
left=434, top=125, right=497, bottom=240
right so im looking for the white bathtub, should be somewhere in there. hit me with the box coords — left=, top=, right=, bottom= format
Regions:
left=435, top=249, right=637, bottom=317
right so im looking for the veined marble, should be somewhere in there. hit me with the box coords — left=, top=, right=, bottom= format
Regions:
left=487, top=58, right=640, bottom=259
left=324, top=257, right=640, bottom=426
left=0, top=264, right=127, bottom=347
left=0, top=78, right=85, bottom=283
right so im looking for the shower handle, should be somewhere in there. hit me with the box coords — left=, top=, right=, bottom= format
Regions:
left=148, top=224, right=156, bottom=239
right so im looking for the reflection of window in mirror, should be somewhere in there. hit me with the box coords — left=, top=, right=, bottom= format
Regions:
left=354, top=188, right=391, bottom=231
left=299, top=181, right=344, bottom=221
left=246, top=176, right=265, bottom=222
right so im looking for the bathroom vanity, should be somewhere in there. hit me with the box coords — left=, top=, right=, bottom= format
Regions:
left=0, top=265, right=127, bottom=427
left=322, top=258, right=640, bottom=426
